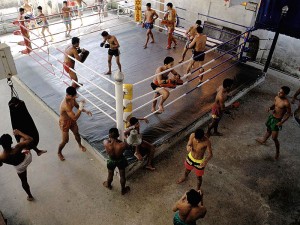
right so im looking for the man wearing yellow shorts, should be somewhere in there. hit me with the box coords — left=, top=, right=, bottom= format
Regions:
left=177, top=129, right=213, bottom=190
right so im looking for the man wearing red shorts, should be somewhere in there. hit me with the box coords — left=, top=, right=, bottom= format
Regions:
left=57, top=86, right=92, bottom=161
left=64, top=37, right=89, bottom=88
left=206, top=78, right=233, bottom=137
left=177, top=129, right=213, bottom=190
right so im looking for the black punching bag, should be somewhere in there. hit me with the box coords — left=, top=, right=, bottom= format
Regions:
left=8, top=97, right=39, bottom=147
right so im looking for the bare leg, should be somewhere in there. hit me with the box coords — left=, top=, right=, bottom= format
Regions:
left=18, top=170, right=34, bottom=201
left=46, top=28, right=54, bottom=41
left=69, top=70, right=78, bottom=88
left=119, top=169, right=130, bottom=195
left=186, top=60, right=195, bottom=75
left=207, top=118, right=222, bottom=137
left=151, top=92, right=160, bottom=112
left=134, top=145, right=143, bottom=161
left=105, top=55, right=113, bottom=74
left=256, top=130, right=271, bottom=145
left=103, top=169, right=114, bottom=190
left=150, top=30, right=154, bottom=43
left=115, top=55, right=122, bottom=72
left=158, top=89, right=170, bottom=113
left=141, top=141, right=155, bottom=170
left=78, top=11, right=83, bottom=25
left=58, top=131, right=69, bottom=161
left=68, top=24, right=72, bottom=36
left=71, top=126, right=86, bottom=152
left=41, top=27, right=47, bottom=45
left=271, top=131, right=280, bottom=160
left=177, top=169, right=191, bottom=184
left=179, top=47, right=188, bottom=63
left=197, top=176, right=203, bottom=190
left=144, top=29, right=150, bottom=49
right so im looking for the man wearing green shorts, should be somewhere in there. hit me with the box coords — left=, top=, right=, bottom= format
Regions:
left=103, top=128, right=130, bottom=195
left=256, top=86, right=291, bottom=160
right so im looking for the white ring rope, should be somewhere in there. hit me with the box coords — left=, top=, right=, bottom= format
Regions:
left=21, top=27, right=117, bottom=116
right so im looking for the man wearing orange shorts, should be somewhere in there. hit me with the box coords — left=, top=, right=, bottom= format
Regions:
left=57, top=86, right=92, bottom=161
left=177, top=129, right=212, bottom=190
left=64, top=37, right=89, bottom=88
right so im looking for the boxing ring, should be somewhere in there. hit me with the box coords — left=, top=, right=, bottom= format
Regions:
left=11, top=1, right=264, bottom=172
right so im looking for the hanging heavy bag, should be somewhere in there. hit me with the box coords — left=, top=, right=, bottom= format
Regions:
left=8, top=81, right=39, bottom=148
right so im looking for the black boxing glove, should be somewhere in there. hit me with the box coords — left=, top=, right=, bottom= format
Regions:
left=100, top=42, right=105, bottom=47
left=105, top=43, right=110, bottom=48
left=77, top=48, right=82, bottom=54
left=24, top=15, right=30, bottom=20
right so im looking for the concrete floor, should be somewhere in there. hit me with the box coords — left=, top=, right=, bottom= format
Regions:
left=1, top=70, right=300, bottom=224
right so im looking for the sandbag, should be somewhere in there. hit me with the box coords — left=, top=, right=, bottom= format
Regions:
left=8, top=97, right=39, bottom=147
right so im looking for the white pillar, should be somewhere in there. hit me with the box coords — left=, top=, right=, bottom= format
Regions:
left=114, top=71, right=124, bottom=141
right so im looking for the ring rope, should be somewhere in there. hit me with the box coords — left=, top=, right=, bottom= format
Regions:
left=131, top=30, right=248, bottom=87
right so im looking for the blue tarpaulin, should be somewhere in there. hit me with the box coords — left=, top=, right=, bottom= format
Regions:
left=255, top=0, right=300, bottom=39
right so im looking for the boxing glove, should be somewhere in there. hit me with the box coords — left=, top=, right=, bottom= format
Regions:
left=105, top=44, right=110, bottom=48
left=24, top=15, right=30, bottom=20
left=100, top=42, right=105, bottom=47
left=160, top=80, right=176, bottom=88
left=77, top=48, right=82, bottom=54
left=176, top=79, right=184, bottom=85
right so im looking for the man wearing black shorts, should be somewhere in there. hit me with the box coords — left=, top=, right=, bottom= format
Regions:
left=100, top=31, right=121, bottom=75
left=186, top=26, right=207, bottom=83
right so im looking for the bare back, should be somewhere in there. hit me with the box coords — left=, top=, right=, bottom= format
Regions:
left=104, top=139, right=127, bottom=159
left=107, top=35, right=119, bottom=50
left=194, top=34, right=207, bottom=52
left=64, top=45, right=77, bottom=63
left=23, top=3, right=33, bottom=14
left=176, top=199, right=206, bottom=224
left=187, top=25, right=198, bottom=40
left=215, top=85, right=228, bottom=109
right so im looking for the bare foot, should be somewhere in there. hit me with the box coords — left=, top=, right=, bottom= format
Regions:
left=211, top=132, right=223, bottom=136
left=143, top=45, right=147, bottom=49
left=151, top=108, right=156, bottom=113
left=103, top=181, right=112, bottom=190
left=150, top=40, right=154, bottom=43
left=158, top=106, right=164, bottom=112
left=37, top=150, right=47, bottom=156
left=121, top=186, right=130, bottom=195
left=178, top=59, right=184, bottom=63
left=255, top=138, right=266, bottom=145
left=79, top=146, right=86, bottom=152
left=27, top=196, right=34, bottom=201
left=105, top=71, right=112, bottom=75
left=58, top=153, right=65, bottom=161
left=177, top=177, right=186, bottom=184
left=145, top=165, right=156, bottom=171
left=134, top=152, right=143, bottom=161
left=155, top=110, right=163, bottom=114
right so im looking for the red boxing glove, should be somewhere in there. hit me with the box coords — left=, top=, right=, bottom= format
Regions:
left=160, top=79, right=176, bottom=88
left=176, top=79, right=184, bottom=85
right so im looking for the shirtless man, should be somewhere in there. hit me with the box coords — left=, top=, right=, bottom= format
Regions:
left=164, top=2, right=177, bottom=49
left=100, top=31, right=121, bottom=75
left=179, top=20, right=202, bottom=63
left=151, top=56, right=182, bottom=113
left=95, top=0, right=107, bottom=20
left=103, top=128, right=130, bottom=195
left=124, top=117, right=155, bottom=170
left=186, top=26, right=207, bottom=83
left=0, top=130, right=35, bottom=201
left=256, top=86, right=291, bottom=160
left=22, top=0, right=38, bottom=30
left=74, top=0, right=87, bottom=26
left=172, top=189, right=206, bottom=225
left=62, top=1, right=72, bottom=37
left=17, top=8, right=32, bottom=54
left=142, top=3, right=158, bottom=49
left=206, top=78, right=233, bottom=137
left=37, top=6, right=54, bottom=45
left=63, top=37, right=89, bottom=88
left=177, top=129, right=213, bottom=190
left=57, top=86, right=92, bottom=161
